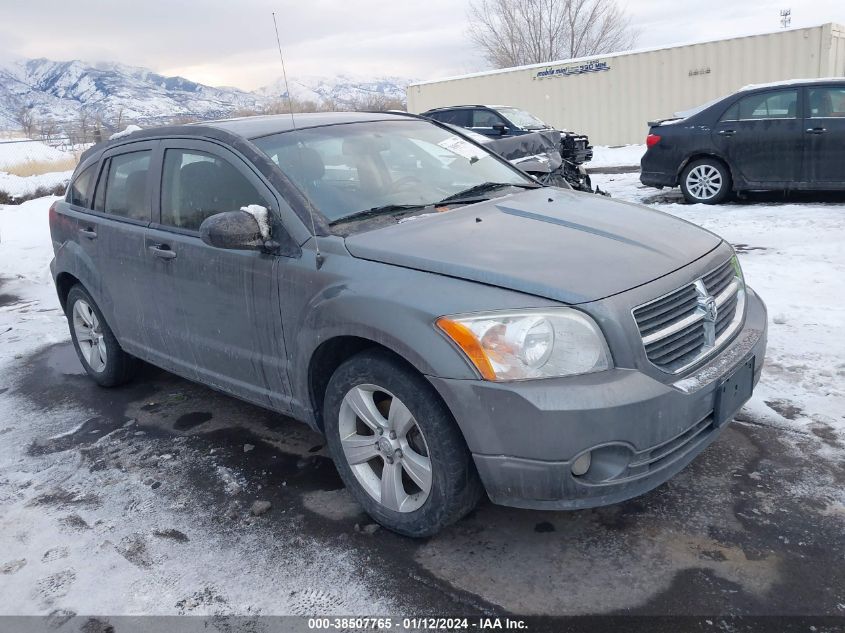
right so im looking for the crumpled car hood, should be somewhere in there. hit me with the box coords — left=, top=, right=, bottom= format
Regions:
left=343, top=188, right=722, bottom=304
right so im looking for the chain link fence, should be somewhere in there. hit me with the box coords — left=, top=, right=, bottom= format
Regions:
left=0, top=136, right=82, bottom=204
left=0, top=110, right=261, bottom=204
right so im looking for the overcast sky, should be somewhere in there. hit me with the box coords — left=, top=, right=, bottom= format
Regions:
left=2, top=0, right=844, bottom=90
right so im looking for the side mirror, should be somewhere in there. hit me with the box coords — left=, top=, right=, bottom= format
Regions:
left=492, top=123, right=508, bottom=136
left=199, top=209, right=266, bottom=251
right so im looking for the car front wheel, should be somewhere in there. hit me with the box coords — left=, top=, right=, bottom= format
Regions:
left=323, top=349, right=482, bottom=537
left=681, top=158, right=732, bottom=204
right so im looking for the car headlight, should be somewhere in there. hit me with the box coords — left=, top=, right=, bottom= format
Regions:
left=436, top=308, right=612, bottom=381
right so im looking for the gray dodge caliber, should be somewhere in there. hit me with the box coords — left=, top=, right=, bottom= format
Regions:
left=49, top=112, right=767, bottom=536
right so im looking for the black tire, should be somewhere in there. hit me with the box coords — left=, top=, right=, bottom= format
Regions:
left=680, top=157, right=732, bottom=204
left=323, top=349, right=483, bottom=537
left=66, top=284, right=136, bottom=387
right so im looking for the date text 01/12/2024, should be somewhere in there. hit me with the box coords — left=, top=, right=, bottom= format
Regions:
left=307, top=617, right=528, bottom=630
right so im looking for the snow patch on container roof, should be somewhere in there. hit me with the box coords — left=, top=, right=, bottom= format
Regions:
left=740, top=77, right=845, bottom=91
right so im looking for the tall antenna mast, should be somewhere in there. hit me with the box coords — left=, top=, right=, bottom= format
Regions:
left=272, top=11, right=323, bottom=268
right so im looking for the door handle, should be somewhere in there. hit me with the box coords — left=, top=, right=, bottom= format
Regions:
left=805, top=127, right=827, bottom=134
left=78, top=227, right=97, bottom=239
left=149, top=244, right=177, bottom=260
left=717, top=129, right=736, bottom=137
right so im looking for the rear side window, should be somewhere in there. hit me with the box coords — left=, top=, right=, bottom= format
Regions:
left=67, top=164, right=96, bottom=208
left=737, top=90, right=798, bottom=120
left=429, top=110, right=470, bottom=127
left=160, top=149, right=268, bottom=231
left=719, top=103, right=739, bottom=122
left=808, top=87, right=845, bottom=117
left=103, top=151, right=151, bottom=221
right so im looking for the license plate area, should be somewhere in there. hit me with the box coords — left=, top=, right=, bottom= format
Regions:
left=714, top=357, right=755, bottom=427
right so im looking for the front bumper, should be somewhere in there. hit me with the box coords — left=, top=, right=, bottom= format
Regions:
left=428, top=288, right=767, bottom=510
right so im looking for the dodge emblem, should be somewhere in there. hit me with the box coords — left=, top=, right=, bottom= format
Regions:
left=702, top=296, right=718, bottom=322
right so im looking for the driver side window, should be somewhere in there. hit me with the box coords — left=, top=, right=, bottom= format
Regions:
left=160, top=149, right=268, bottom=231
left=471, top=109, right=506, bottom=128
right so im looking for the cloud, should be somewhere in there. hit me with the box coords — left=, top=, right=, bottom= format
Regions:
left=1, top=0, right=843, bottom=89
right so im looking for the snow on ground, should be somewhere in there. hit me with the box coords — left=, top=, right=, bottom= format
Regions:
left=0, top=170, right=72, bottom=198
left=592, top=171, right=845, bottom=443
left=589, top=144, right=646, bottom=169
left=1, top=186, right=843, bottom=616
left=0, top=140, right=75, bottom=198
left=0, top=198, right=411, bottom=616
left=0, top=197, right=68, bottom=357
left=0, top=140, right=74, bottom=170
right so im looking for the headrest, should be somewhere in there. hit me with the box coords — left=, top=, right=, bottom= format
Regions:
left=276, top=146, right=325, bottom=183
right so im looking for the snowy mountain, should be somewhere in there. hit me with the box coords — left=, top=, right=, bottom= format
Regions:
left=255, top=73, right=410, bottom=108
left=0, top=58, right=266, bottom=129
left=0, top=58, right=411, bottom=131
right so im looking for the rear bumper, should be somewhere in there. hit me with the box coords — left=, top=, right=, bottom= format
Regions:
left=428, top=289, right=767, bottom=510
left=640, top=170, right=675, bottom=188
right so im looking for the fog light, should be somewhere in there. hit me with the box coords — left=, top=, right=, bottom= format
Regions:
left=571, top=451, right=592, bottom=477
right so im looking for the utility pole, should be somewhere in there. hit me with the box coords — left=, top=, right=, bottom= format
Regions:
left=779, top=9, right=791, bottom=29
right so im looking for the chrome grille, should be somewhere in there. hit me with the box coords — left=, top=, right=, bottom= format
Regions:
left=633, top=259, right=745, bottom=373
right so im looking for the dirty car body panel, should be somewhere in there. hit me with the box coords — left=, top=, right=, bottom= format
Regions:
left=50, top=111, right=768, bottom=518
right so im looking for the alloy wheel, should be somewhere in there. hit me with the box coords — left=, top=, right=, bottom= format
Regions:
left=72, top=299, right=107, bottom=372
left=685, top=164, right=723, bottom=200
left=338, top=384, right=432, bottom=513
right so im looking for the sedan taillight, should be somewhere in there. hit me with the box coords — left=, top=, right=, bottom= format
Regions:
left=646, top=133, right=661, bottom=148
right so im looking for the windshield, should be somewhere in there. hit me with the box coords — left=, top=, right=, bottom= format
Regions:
left=252, top=119, right=533, bottom=223
left=494, top=107, right=548, bottom=130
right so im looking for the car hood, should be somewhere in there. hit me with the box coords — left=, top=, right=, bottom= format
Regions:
left=343, top=188, right=722, bottom=304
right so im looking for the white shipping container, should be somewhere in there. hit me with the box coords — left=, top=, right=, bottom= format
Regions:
left=407, top=23, right=845, bottom=146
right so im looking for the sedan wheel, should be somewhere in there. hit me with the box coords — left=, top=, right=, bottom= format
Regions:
left=339, top=384, right=432, bottom=513
left=680, top=158, right=731, bottom=204
left=72, top=299, right=107, bottom=372
left=685, top=164, right=722, bottom=200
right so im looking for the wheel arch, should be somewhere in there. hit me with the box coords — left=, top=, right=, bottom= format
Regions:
left=308, top=335, right=433, bottom=433
left=676, top=152, right=735, bottom=189
left=55, top=271, right=83, bottom=313
left=306, top=334, right=473, bottom=444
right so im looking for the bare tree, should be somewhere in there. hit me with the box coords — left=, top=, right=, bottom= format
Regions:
left=170, top=114, right=201, bottom=125
left=468, top=0, right=637, bottom=68
left=263, top=98, right=320, bottom=115
left=15, top=106, right=37, bottom=138
left=349, top=94, right=406, bottom=112
left=113, top=107, right=124, bottom=134
left=75, top=110, right=91, bottom=145
left=317, top=96, right=340, bottom=112
left=38, top=120, right=60, bottom=144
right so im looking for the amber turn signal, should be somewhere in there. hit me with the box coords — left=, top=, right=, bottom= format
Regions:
left=435, top=317, right=497, bottom=381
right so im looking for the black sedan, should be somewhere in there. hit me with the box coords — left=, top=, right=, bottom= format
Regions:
left=640, top=79, right=845, bottom=204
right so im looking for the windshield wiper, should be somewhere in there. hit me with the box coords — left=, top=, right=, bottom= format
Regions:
left=329, top=203, right=431, bottom=226
left=435, top=182, right=539, bottom=206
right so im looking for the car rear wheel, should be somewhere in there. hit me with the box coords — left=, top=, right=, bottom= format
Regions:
left=323, top=349, right=483, bottom=537
left=66, top=285, right=136, bottom=387
left=681, top=158, right=731, bottom=204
